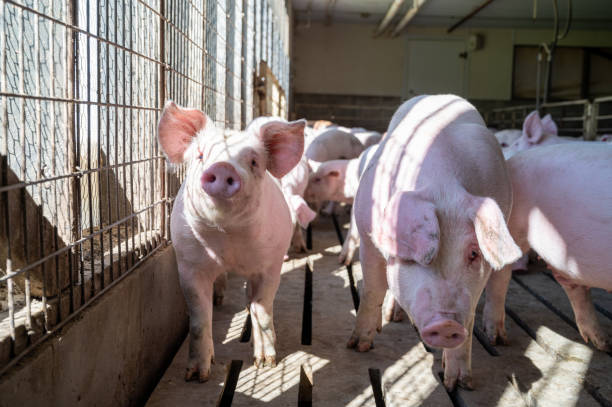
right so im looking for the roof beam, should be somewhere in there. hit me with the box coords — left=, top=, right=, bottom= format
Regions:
left=374, top=0, right=406, bottom=37
left=447, top=0, right=496, bottom=33
left=391, top=0, right=429, bottom=37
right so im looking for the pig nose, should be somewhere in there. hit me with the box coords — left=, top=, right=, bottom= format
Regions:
left=420, top=318, right=467, bottom=349
left=201, top=162, right=241, bottom=199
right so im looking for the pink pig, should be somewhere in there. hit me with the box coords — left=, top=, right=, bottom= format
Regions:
left=303, top=145, right=379, bottom=264
left=502, top=110, right=580, bottom=158
left=157, top=101, right=305, bottom=382
left=247, top=117, right=316, bottom=253
left=305, top=127, right=365, bottom=162
left=483, top=142, right=612, bottom=351
left=348, top=95, right=521, bottom=390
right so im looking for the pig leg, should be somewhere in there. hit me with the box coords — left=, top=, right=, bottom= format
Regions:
left=249, top=271, right=280, bottom=367
left=290, top=223, right=308, bottom=253
left=347, top=238, right=387, bottom=351
left=339, top=209, right=359, bottom=265
left=442, top=317, right=474, bottom=391
left=482, top=264, right=512, bottom=345
left=553, top=271, right=612, bottom=352
left=383, top=293, right=405, bottom=322
left=180, top=268, right=215, bottom=382
left=213, top=272, right=227, bottom=306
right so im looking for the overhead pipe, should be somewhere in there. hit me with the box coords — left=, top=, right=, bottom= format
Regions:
left=391, top=0, right=429, bottom=37
left=373, top=0, right=406, bottom=37
left=447, top=0, right=495, bottom=33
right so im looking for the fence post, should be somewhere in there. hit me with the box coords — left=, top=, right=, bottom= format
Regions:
left=159, top=0, right=167, bottom=241
left=585, top=101, right=598, bottom=141
left=66, top=0, right=80, bottom=310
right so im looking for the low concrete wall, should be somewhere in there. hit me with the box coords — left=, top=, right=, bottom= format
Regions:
left=0, top=245, right=188, bottom=407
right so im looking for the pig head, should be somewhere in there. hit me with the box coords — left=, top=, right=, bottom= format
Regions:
left=373, top=189, right=520, bottom=349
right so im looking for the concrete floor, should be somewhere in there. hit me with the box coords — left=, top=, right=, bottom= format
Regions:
left=146, top=214, right=612, bottom=407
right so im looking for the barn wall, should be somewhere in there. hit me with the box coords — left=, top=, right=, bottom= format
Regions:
left=0, top=246, right=187, bottom=407
left=292, top=22, right=612, bottom=112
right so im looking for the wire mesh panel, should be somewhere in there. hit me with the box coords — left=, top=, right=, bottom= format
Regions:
left=0, top=0, right=291, bottom=372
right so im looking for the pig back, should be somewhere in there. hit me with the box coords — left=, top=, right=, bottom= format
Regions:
left=355, top=95, right=511, bottom=236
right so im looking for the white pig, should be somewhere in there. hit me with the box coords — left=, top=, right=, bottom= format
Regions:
left=351, top=129, right=382, bottom=149
left=302, top=145, right=378, bottom=264
left=247, top=117, right=316, bottom=253
left=158, top=101, right=305, bottom=382
left=502, top=110, right=580, bottom=158
left=348, top=95, right=521, bottom=391
left=494, top=129, right=522, bottom=148
left=483, top=142, right=612, bottom=351
left=305, top=127, right=365, bottom=162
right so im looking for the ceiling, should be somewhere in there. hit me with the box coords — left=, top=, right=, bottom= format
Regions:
left=291, top=0, right=612, bottom=31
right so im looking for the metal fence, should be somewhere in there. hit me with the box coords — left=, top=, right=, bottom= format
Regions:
left=484, top=96, right=612, bottom=140
left=0, top=0, right=291, bottom=373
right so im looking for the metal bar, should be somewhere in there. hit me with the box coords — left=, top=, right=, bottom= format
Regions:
left=159, top=0, right=167, bottom=241
left=0, top=198, right=168, bottom=282
left=447, top=0, right=495, bottom=34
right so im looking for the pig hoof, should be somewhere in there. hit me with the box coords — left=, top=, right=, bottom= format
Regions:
left=347, top=334, right=373, bottom=352
left=264, top=355, right=277, bottom=367
left=582, top=331, right=612, bottom=352
left=283, top=254, right=290, bottom=261
left=185, top=367, right=210, bottom=383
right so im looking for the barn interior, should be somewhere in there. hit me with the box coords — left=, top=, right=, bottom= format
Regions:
left=1, top=0, right=612, bottom=406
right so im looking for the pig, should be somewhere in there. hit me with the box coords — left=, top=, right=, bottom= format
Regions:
left=494, top=129, right=522, bottom=148
left=596, top=134, right=612, bottom=142
left=157, top=101, right=306, bottom=382
left=247, top=116, right=316, bottom=253
left=313, top=119, right=333, bottom=131
left=302, top=145, right=378, bottom=263
left=348, top=94, right=521, bottom=390
left=352, top=129, right=382, bottom=149
left=483, top=142, right=612, bottom=351
left=305, top=127, right=366, bottom=162
left=502, top=111, right=582, bottom=158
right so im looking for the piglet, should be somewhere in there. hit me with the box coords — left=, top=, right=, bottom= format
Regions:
left=158, top=101, right=305, bottom=382
left=349, top=95, right=521, bottom=390
left=483, top=142, right=612, bottom=351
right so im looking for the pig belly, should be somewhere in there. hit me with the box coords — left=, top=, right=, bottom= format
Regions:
left=527, top=208, right=612, bottom=291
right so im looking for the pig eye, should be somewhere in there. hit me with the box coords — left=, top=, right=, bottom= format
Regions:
left=251, top=158, right=258, bottom=168
left=500, top=142, right=508, bottom=147
left=313, top=177, right=321, bottom=183
left=197, top=148, right=204, bottom=160
left=468, top=249, right=479, bottom=263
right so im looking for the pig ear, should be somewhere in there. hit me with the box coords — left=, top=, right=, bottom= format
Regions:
left=541, top=114, right=558, bottom=135
left=158, top=100, right=208, bottom=163
left=469, top=197, right=522, bottom=270
left=259, top=119, right=306, bottom=178
left=324, top=169, right=340, bottom=178
left=293, top=196, right=317, bottom=228
left=374, top=191, right=440, bottom=266
left=307, top=159, right=321, bottom=173
left=522, top=111, right=544, bottom=144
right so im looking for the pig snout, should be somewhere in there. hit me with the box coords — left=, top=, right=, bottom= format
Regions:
left=420, top=315, right=467, bottom=349
left=201, top=162, right=241, bottom=199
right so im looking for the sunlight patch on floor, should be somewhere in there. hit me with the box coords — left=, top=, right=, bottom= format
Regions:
left=234, top=350, right=328, bottom=402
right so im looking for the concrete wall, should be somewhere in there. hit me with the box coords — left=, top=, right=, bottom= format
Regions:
left=292, top=22, right=612, bottom=102
left=0, top=245, right=188, bottom=407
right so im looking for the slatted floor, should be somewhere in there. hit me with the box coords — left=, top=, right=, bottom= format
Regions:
left=146, top=213, right=612, bottom=407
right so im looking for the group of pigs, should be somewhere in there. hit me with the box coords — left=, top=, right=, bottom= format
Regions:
left=157, top=94, right=612, bottom=391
